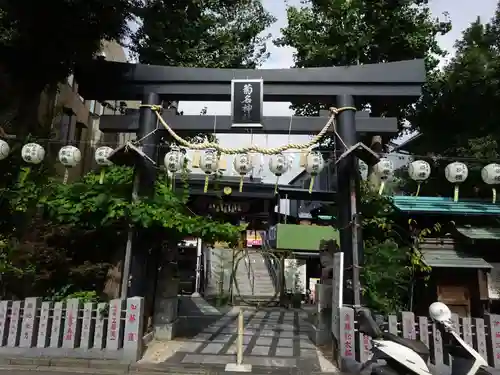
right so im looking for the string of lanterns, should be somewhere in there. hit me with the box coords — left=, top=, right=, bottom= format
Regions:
left=3, top=137, right=500, bottom=203
left=374, top=157, right=500, bottom=203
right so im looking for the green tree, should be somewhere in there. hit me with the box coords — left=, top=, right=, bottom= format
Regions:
left=132, top=0, right=275, bottom=68
left=0, top=165, right=243, bottom=299
left=0, top=0, right=138, bottom=135
left=403, top=8, right=500, bottom=198
left=276, top=0, right=450, bottom=120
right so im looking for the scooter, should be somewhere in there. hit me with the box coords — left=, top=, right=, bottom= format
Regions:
left=427, top=302, right=492, bottom=375
left=357, top=302, right=494, bottom=375
left=356, top=308, right=432, bottom=375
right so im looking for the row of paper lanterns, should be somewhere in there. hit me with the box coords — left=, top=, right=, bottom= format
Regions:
left=0, top=140, right=324, bottom=191
left=4, top=140, right=500, bottom=201
left=373, top=158, right=500, bottom=202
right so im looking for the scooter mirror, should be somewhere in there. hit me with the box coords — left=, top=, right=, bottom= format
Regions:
left=429, top=301, right=452, bottom=322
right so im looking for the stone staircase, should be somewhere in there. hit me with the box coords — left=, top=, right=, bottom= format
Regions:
left=233, top=249, right=278, bottom=303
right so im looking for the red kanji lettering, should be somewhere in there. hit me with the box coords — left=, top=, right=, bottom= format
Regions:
left=344, top=322, right=351, bottom=330
left=127, top=332, right=136, bottom=342
left=128, top=314, right=136, bottom=323
left=131, top=304, right=137, bottom=310
left=497, top=353, right=500, bottom=360
left=495, top=321, right=500, bottom=327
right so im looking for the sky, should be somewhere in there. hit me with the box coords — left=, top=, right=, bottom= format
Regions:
left=171, top=0, right=498, bottom=182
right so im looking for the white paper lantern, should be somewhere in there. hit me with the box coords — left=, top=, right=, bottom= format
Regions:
left=95, top=146, right=114, bottom=166
left=408, top=160, right=431, bottom=181
left=200, top=149, right=219, bottom=174
left=21, top=143, right=45, bottom=165
left=373, top=158, right=394, bottom=180
left=481, top=163, right=500, bottom=185
left=304, top=152, right=325, bottom=193
left=269, top=153, right=290, bottom=177
left=200, top=149, right=219, bottom=193
left=305, top=152, right=324, bottom=175
left=445, top=162, right=468, bottom=183
left=58, top=145, right=81, bottom=167
left=373, top=158, right=394, bottom=195
left=482, top=163, right=500, bottom=204
left=234, top=153, right=253, bottom=192
left=164, top=149, right=185, bottom=173
left=445, top=162, right=468, bottom=202
left=0, top=140, right=10, bottom=160
left=233, top=153, right=253, bottom=175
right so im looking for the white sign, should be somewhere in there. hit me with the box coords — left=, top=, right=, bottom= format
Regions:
left=488, top=263, right=500, bottom=299
left=331, top=252, right=344, bottom=340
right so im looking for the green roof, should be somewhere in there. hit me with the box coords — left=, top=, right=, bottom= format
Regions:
left=392, top=196, right=500, bottom=215
left=421, top=249, right=492, bottom=269
left=456, top=227, right=500, bottom=240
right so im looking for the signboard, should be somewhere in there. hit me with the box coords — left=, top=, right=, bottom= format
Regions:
left=231, top=79, right=263, bottom=128
left=331, top=252, right=344, bottom=340
left=246, top=230, right=264, bottom=247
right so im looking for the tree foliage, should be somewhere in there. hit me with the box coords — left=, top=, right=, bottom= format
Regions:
left=0, top=0, right=138, bottom=134
left=402, top=4, right=500, bottom=198
left=276, top=0, right=450, bottom=123
left=358, top=182, right=432, bottom=314
left=133, top=0, right=275, bottom=68
left=0, top=163, right=242, bottom=299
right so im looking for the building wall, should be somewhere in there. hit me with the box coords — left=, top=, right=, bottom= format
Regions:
left=37, top=40, right=139, bottom=181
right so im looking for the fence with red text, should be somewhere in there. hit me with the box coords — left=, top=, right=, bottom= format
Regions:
left=0, top=296, right=144, bottom=361
left=337, top=306, right=500, bottom=369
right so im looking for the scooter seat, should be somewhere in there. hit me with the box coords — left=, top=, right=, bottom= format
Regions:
left=383, top=332, right=430, bottom=356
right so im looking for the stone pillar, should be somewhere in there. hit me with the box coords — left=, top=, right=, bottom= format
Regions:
left=20, top=297, right=41, bottom=347
left=153, top=267, right=179, bottom=340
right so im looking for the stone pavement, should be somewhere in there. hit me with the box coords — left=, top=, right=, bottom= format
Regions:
left=141, top=307, right=338, bottom=373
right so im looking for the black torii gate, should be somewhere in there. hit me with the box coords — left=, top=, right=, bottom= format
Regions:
left=75, top=59, right=425, bottom=307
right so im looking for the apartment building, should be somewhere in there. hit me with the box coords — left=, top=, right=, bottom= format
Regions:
left=37, top=40, right=138, bottom=180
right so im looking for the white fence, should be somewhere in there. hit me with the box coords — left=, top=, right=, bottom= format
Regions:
left=0, top=296, right=144, bottom=361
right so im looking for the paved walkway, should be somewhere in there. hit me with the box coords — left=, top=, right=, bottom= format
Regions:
left=142, top=307, right=338, bottom=373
